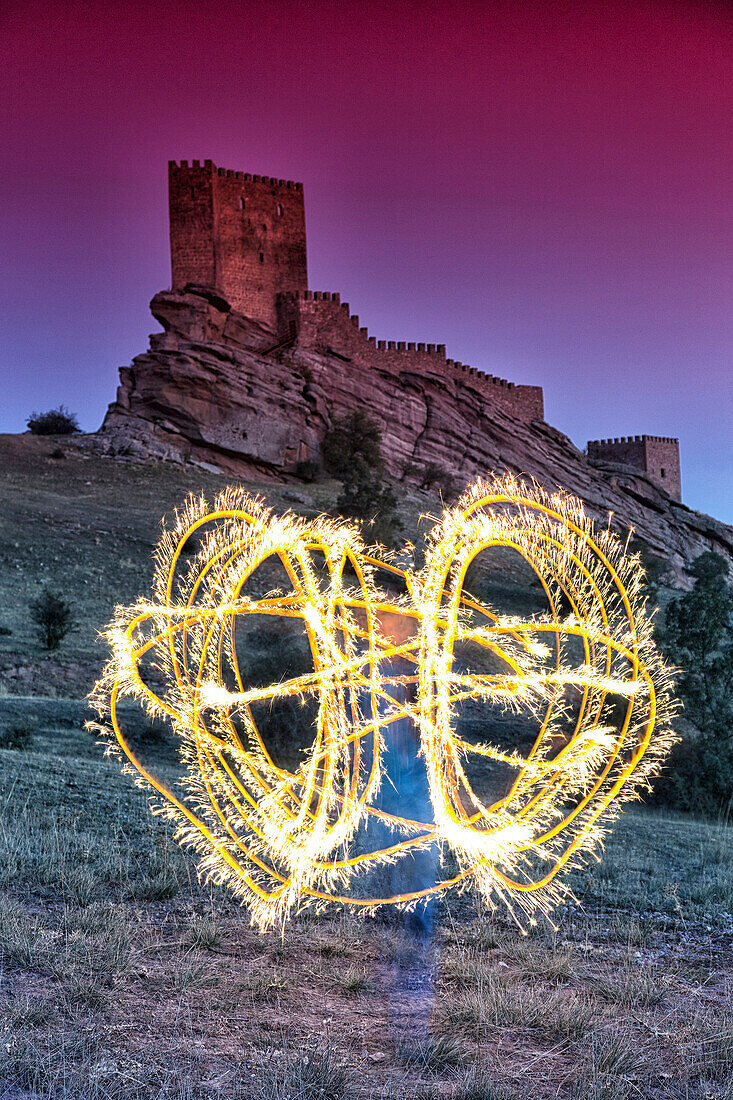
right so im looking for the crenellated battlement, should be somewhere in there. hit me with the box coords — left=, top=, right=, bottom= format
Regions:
left=167, top=159, right=543, bottom=422
left=587, top=435, right=681, bottom=501
left=169, top=160, right=302, bottom=189
left=589, top=435, right=678, bottom=446
left=168, top=159, right=307, bottom=329
left=163, top=158, right=685, bottom=453
left=277, top=289, right=544, bottom=421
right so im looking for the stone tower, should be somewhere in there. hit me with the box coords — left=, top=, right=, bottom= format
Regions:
left=168, top=159, right=307, bottom=331
left=587, top=435, right=681, bottom=501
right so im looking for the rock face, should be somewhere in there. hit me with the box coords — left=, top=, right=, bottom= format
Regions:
left=99, top=287, right=733, bottom=583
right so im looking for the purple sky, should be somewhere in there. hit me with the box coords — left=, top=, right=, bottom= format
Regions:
left=1, top=0, right=731, bottom=522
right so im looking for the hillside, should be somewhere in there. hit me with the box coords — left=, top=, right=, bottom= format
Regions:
left=1, top=437, right=732, bottom=1100
left=94, top=287, right=733, bottom=586
left=0, top=432, right=357, bottom=700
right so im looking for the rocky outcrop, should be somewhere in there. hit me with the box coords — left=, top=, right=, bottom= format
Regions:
left=98, top=288, right=733, bottom=584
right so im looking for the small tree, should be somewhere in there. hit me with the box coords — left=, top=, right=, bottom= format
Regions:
left=322, top=412, right=402, bottom=546
left=659, top=551, right=733, bottom=813
left=29, top=587, right=77, bottom=651
left=26, top=406, right=80, bottom=435
left=322, top=411, right=383, bottom=480
left=336, top=462, right=402, bottom=546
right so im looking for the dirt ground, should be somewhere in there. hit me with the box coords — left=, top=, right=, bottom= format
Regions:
left=0, top=433, right=731, bottom=1099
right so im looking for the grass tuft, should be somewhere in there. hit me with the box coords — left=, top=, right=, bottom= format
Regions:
left=395, top=1033, right=468, bottom=1072
left=333, top=963, right=372, bottom=993
left=257, top=1043, right=350, bottom=1100
left=453, top=1066, right=520, bottom=1099
left=582, top=1027, right=649, bottom=1079
left=1, top=993, right=53, bottom=1027
left=587, top=960, right=669, bottom=1006
left=186, top=913, right=223, bottom=949
left=498, top=936, right=575, bottom=982
left=440, top=972, right=595, bottom=1040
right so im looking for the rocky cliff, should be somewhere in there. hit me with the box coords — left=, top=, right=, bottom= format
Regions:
left=98, top=287, right=733, bottom=583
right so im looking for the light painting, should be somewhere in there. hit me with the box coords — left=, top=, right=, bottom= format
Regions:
left=91, top=475, right=677, bottom=931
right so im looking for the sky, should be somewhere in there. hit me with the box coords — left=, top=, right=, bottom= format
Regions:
left=1, top=0, right=731, bottom=522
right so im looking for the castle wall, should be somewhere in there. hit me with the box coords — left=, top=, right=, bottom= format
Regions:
left=279, top=291, right=545, bottom=423
left=168, top=160, right=307, bottom=330
left=169, top=162, right=216, bottom=291
left=643, top=437, right=681, bottom=502
left=167, top=160, right=544, bottom=422
left=587, top=435, right=681, bottom=501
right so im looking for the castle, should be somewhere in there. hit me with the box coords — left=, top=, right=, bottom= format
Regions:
left=165, top=158, right=680, bottom=499
left=587, top=435, right=681, bottom=502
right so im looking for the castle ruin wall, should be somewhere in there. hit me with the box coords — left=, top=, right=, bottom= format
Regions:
left=169, top=160, right=307, bottom=331
left=588, top=435, right=681, bottom=501
left=279, top=291, right=545, bottom=423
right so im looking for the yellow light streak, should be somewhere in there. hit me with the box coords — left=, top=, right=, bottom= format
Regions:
left=90, top=475, right=677, bottom=930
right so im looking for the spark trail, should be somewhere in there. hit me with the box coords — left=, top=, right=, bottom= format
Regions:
left=91, top=475, right=677, bottom=931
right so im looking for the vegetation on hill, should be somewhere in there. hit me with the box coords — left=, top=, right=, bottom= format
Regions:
left=0, top=432, right=731, bottom=1098
left=322, top=410, right=403, bottom=546
left=29, top=585, right=77, bottom=651
left=26, top=405, right=81, bottom=435
left=657, top=551, right=733, bottom=814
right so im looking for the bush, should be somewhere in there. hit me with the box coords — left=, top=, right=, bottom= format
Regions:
left=656, top=551, right=733, bottom=814
left=336, top=468, right=403, bottom=546
left=29, top=587, right=77, bottom=651
left=26, top=406, right=80, bottom=435
left=322, top=412, right=403, bottom=547
left=0, top=724, right=34, bottom=750
left=295, top=458, right=321, bottom=483
left=322, top=410, right=383, bottom=479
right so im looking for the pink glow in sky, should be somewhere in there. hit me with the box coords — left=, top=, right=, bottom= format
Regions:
left=1, top=0, right=731, bottom=521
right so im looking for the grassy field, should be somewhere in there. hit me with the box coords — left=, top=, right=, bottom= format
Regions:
left=0, top=434, right=731, bottom=1099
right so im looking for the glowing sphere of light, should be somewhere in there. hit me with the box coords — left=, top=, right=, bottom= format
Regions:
left=91, top=475, right=676, bottom=930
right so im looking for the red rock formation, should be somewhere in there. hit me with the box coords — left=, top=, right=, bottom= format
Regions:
left=97, top=288, right=733, bottom=584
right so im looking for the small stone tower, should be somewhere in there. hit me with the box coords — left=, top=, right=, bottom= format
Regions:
left=587, top=435, right=681, bottom=502
left=168, top=159, right=307, bottom=331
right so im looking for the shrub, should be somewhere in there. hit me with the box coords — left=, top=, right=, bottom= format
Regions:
left=404, top=458, right=459, bottom=498
left=29, top=587, right=77, bottom=651
left=656, top=551, right=733, bottom=814
left=420, top=460, right=453, bottom=494
left=322, top=410, right=383, bottom=479
left=26, top=405, right=81, bottom=435
left=335, top=466, right=403, bottom=546
left=322, top=411, right=403, bottom=546
left=296, top=458, right=321, bottom=482
left=0, top=723, right=34, bottom=750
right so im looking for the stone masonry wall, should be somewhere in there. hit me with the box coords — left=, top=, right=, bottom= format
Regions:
left=279, top=290, right=545, bottom=423
left=588, top=435, right=681, bottom=501
left=642, top=437, right=681, bottom=502
left=169, top=160, right=307, bottom=330
left=168, top=160, right=543, bottom=423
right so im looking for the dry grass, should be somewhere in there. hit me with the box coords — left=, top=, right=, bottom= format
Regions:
left=0, top=715, right=730, bottom=1100
left=0, top=436, right=731, bottom=1099
left=583, top=960, right=670, bottom=1006
left=440, top=976, right=596, bottom=1041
